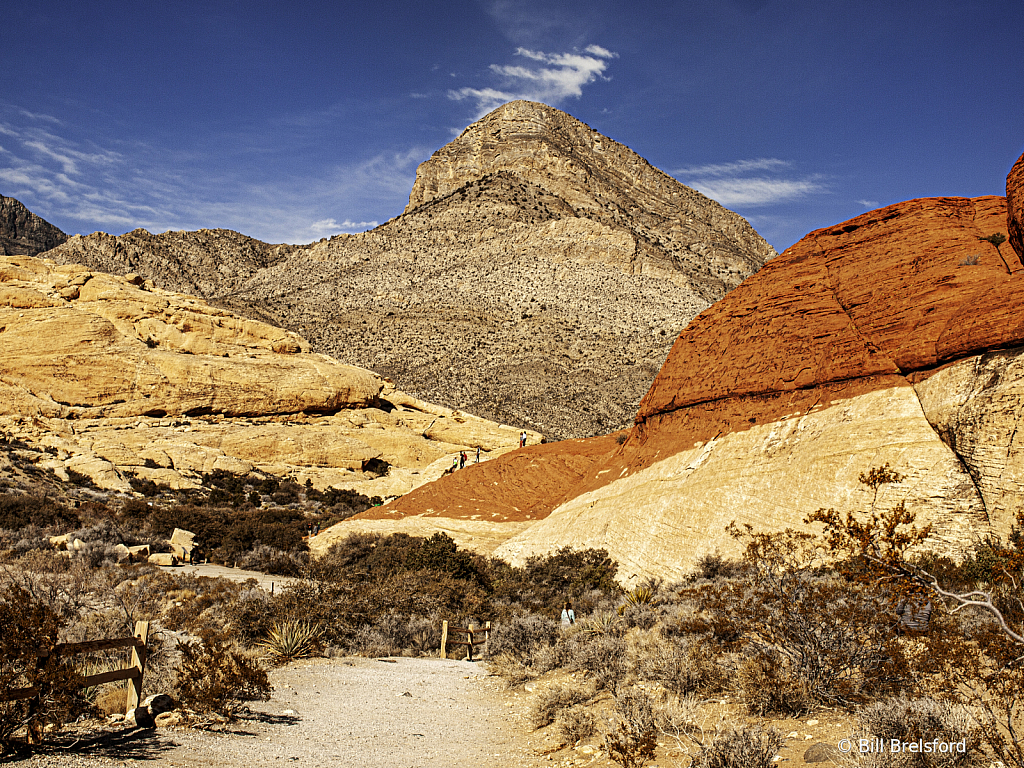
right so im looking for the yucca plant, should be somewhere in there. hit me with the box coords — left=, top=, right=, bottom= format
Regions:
left=580, top=612, right=621, bottom=635
left=255, top=620, right=325, bottom=664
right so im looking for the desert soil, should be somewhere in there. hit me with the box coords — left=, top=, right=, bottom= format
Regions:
left=11, top=657, right=554, bottom=768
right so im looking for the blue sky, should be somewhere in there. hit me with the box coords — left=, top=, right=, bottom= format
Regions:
left=1, top=0, right=1021, bottom=252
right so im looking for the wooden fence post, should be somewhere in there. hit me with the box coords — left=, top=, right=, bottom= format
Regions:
left=484, top=620, right=491, bottom=647
left=126, top=621, right=150, bottom=713
left=440, top=620, right=448, bottom=659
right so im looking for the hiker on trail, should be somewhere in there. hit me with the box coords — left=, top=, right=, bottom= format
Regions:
left=520, top=431, right=527, bottom=447
left=561, top=601, right=576, bottom=627
left=313, top=522, right=320, bottom=537
left=307, top=522, right=314, bottom=539
left=459, top=451, right=467, bottom=469
left=476, top=446, right=481, bottom=463
left=452, top=457, right=459, bottom=472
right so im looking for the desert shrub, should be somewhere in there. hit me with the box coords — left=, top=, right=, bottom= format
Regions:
left=605, top=686, right=658, bottom=768
left=694, top=722, right=784, bottom=768
left=0, top=584, right=88, bottom=750
left=737, top=649, right=813, bottom=716
left=228, top=587, right=276, bottom=646
left=93, top=685, right=129, bottom=717
left=345, top=613, right=441, bottom=657
left=0, top=494, right=79, bottom=530
left=846, top=697, right=983, bottom=767
left=557, top=704, right=597, bottom=745
left=691, top=551, right=743, bottom=582
left=236, top=544, right=308, bottom=577
left=173, top=630, right=271, bottom=718
left=161, top=577, right=243, bottom=633
left=486, top=613, right=559, bottom=667
left=490, top=546, right=620, bottom=616
left=567, top=631, right=628, bottom=692
left=631, top=632, right=729, bottom=697
left=531, top=681, right=595, bottom=729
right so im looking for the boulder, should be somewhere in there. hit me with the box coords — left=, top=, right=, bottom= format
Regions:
left=154, top=711, right=184, bottom=728
left=169, top=528, right=196, bottom=559
left=148, top=553, right=180, bottom=566
left=127, top=544, right=151, bottom=562
left=142, top=694, right=175, bottom=716
left=49, top=533, right=71, bottom=550
left=113, top=543, right=132, bottom=563
left=125, top=705, right=155, bottom=729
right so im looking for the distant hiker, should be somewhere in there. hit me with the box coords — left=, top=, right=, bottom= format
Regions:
left=307, top=523, right=314, bottom=539
left=520, top=431, right=527, bottom=447
left=561, top=601, right=576, bottom=627
left=313, top=522, right=320, bottom=537
left=452, top=457, right=459, bottom=472
left=459, top=451, right=467, bottom=469
left=476, top=446, right=481, bottom=463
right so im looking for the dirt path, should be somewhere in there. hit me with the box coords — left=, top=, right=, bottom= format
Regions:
left=156, top=563, right=299, bottom=593
left=17, top=658, right=552, bottom=768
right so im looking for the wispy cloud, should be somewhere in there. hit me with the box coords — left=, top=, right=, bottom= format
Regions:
left=673, top=157, right=828, bottom=207
left=0, top=106, right=426, bottom=243
left=449, top=45, right=617, bottom=116
left=856, top=199, right=879, bottom=209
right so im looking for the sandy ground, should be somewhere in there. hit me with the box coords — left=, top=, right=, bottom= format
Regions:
left=10, top=657, right=552, bottom=768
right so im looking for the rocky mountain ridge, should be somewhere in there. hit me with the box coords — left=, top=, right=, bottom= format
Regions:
left=0, top=194, right=68, bottom=256
left=43, top=101, right=776, bottom=440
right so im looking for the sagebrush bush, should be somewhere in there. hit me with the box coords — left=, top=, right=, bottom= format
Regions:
left=605, top=686, right=658, bottom=768
left=556, top=704, right=597, bottom=745
left=0, top=584, right=88, bottom=750
left=846, top=697, right=983, bottom=767
left=486, top=613, right=559, bottom=667
left=531, top=681, right=595, bottom=729
left=567, top=631, right=628, bottom=692
left=173, top=630, right=271, bottom=718
left=631, top=631, right=729, bottom=697
left=695, top=722, right=784, bottom=768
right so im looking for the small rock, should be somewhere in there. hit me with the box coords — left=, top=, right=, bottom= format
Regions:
left=282, top=709, right=297, bottom=715
left=787, top=731, right=799, bottom=738
left=107, top=713, right=125, bottom=724
left=806, top=719, right=819, bottom=726
left=154, top=711, right=183, bottom=727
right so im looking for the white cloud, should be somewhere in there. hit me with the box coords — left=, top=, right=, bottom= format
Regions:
left=687, top=177, right=827, bottom=206
left=856, top=199, right=879, bottom=208
left=0, top=108, right=427, bottom=243
left=672, top=158, right=790, bottom=177
left=673, top=156, right=828, bottom=208
left=449, top=45, right=617, bottom=116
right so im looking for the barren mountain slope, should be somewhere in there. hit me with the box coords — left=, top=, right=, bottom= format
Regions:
left=46, top=101, right=776, bottom=439
left=0, top=194, right=68, bottom=256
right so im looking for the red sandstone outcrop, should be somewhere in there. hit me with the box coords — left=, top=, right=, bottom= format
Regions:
left=1008, top=150, right=1024, bottom=263
left=345, top=184, right=1024, bottom=579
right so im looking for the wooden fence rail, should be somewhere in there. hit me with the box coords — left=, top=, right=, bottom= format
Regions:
left=440, top=620, right=491, bottom=661
left=0, top=621, right=150, bottom=720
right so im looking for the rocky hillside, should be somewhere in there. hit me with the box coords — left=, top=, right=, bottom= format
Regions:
left=0, top=194, right=68, bottom=256
left=0, top=253, right=539, bottom=504
left=45, top=101, right=775, bottom=440
left=319, top=150, right=1024, bottom=580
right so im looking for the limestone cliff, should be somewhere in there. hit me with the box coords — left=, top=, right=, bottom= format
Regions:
left=0, top=253, right=539, bottom=498
left=46, top=102, right=775, bottom=440
left=0, top=195, right=68, bottom=256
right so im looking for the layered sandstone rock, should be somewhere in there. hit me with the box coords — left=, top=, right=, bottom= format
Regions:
left=354, top=190, right=1024, bottom=580
left=46, top=102, right=775, bottom=440
left=0, top=253, right=539, bottom=495
left=0, top=195, right=68, bottom=257
left=1008, top=150, right=1024, bottom=263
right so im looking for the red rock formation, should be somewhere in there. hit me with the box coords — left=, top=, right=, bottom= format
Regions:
left=358, top=433, right=624, bottom=524
left=1008, top=150, right=1024, bottom=263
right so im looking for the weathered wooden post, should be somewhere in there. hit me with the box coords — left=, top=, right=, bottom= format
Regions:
left=440, top=620, right=449, bottom=659
left=467, top=624, right=475, bottom=662
left=126, top=621, right=150, bottom=713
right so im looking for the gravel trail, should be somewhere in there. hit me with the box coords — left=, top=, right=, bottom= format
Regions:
left=15, top=658, right=549, bottom=768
